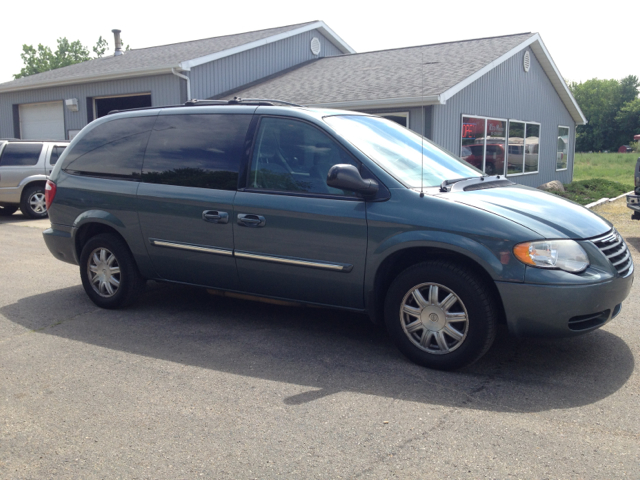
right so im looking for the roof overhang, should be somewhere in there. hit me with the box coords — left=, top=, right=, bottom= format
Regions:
left=439, top=33, right=587, bottom=125
left=0, top=66, right=178, bottom=94
left=306, top=95, right=444, bottom=110
left=179, top=21, right=355, bottom=71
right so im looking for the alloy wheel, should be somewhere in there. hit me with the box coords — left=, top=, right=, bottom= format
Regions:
left=87, top=247, right=121, bottom=297
left=399, top=282, right=469, bottom=355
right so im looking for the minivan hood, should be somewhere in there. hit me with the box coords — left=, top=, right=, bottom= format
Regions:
left=446, top=185, right=612, bottom=239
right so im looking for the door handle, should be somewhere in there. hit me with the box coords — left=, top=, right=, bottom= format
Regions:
left=202, top=210, right=229, bottom=224
left=237, top=213, right=266, bottom=227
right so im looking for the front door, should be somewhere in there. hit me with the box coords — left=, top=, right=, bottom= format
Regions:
left=233, top=116, right=368, bottom=309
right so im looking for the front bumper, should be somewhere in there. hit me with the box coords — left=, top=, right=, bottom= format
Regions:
left=497, top=273, right=633, bottom=338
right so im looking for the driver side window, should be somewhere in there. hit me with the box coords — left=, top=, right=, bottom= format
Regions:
left=249, top=117, right=358, bottom=196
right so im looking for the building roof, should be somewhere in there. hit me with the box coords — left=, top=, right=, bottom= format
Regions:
left=221, top=32, right=587, bottom=125
left=0, top=21, right=354, bottom=93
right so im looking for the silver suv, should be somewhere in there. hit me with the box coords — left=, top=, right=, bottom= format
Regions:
left=0, top=139, right=69, bottom=218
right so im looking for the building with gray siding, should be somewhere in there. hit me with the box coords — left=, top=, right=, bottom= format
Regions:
left=0, top=21, right=352, bottom=141
left=0, top=21, right=584, bottom=187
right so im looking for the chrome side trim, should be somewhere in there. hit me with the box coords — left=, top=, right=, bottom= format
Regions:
left=235, top=250, right=352, bottom=272
left=150, top=239, right=233, bottom=256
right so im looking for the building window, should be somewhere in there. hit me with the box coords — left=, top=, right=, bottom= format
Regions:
left=506, top=120, right=540, bottom=175
left=380, top=112, right=409, bottom=128
left=461, top=115, right=506, bottom=175
left=557, top=126, right=570, bottom=171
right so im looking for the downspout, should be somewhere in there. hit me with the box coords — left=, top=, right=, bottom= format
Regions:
left=172, top=68, right=191, bottom=101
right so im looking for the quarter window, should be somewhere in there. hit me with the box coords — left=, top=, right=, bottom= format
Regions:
left=49, top=146, right=67, bottom=165
left=0, top=143, right=42, bottom=166
left=62, top=116, right=156, bottom=180
left=249, top=117, right=358, bottom=196
left=142, top=114, right=251, bottom=190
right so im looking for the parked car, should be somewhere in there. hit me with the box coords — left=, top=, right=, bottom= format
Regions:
left=43, top=100, right=633, bottom=370
left=0, top=139, right=69, bottom=218
left=460, top=144, right=505, bottom=175
left=626, top=157, right=640, bottom=219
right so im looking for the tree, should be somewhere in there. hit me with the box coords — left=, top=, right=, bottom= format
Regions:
left=92, top=36, right=109, bottom=58
left=13, top=36, right=123, bottom=79
left=615, top=98, right=640, bottom=143
left=570, top=75, right=640, bottom=151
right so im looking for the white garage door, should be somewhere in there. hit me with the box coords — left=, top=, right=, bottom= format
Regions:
left=19, top=101, right=65, bottom=140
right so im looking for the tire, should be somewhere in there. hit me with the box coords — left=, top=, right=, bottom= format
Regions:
left=79, top=233, right=146, bottom=309
left=384, top=261, right=497, bottom=370
left=0, top=205, right=18, bottom=216
left=20, top=184, right=48, bottom=219
left=484, top=163, right=496, bottom=175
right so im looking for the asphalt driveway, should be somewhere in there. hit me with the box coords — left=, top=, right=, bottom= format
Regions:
left=1, top=205, right=639, bottom=478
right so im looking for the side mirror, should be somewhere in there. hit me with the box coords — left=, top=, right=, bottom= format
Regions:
left=327, top=164, right=379, bottom=196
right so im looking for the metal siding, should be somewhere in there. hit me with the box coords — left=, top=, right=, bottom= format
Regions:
left=190, top=30, right=343, bottom=100
left=0, top=74, right=181, bottom=139
left=432, top=48, right=576, bottom=187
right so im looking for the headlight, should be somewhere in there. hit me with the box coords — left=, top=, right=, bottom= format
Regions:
left=513, top=240, right=589, bottom=273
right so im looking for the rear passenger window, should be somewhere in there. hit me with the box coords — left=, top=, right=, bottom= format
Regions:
left=0, top=143, right=42, bottom=166
left=49, top=146, right=67, bottom=165
left=142, top=114, right=251, bottom=190
left=62, top=116, right=156, bottom=180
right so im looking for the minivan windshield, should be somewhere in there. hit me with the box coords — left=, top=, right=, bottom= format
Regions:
left=324, top=115, right=481, bottom=188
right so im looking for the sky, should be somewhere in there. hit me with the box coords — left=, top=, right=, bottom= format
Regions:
left=1, top=0, right=638, bottom=87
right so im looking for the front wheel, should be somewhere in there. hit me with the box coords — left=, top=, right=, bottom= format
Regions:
left=384, top=261, right=497, bottom=370
left=79, top=233, right=146, bottom=309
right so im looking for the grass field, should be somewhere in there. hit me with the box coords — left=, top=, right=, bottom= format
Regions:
left=555, top=152, right=637, bottom=205
left=573, top=152, right=638, bottom=184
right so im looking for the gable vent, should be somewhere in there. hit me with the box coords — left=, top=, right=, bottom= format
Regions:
left=310, top=37, right=321, bottom=56
left=523, top=51, right=531, bottom=72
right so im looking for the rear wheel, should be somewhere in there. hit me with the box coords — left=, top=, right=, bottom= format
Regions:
left=384, top=261, right=497, bottom=370
left=20, top=184, right=48, bottom=219
left=0, top=205, right=18, bottom=216
left=79, top=233, right=146, bottom=309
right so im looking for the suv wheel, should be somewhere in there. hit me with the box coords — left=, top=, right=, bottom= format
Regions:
left=20, top=185, right=48, bottom=219
left=0, top=206, right=18, bottom=216
left=384, top=261, right=497, bottom=370
left=79, top=233, right=146, bottom=309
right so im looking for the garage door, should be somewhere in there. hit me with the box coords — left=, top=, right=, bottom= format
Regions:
left=19, top=101, right=65, bottom=140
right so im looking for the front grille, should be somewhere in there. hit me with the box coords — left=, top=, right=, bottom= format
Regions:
left=591, top=229, right=633, bottom=277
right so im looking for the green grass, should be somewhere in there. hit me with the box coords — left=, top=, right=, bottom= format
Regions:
left=556, top=178, right=633, bottom=205
left=553, top=153, right=636, bottom=205
left=573, top=152, right=638, bottom=184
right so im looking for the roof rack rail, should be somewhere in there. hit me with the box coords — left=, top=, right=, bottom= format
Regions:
left=185, top=97, right=302, bottom=107
left=231, top=97, right=303, bottom=107
left=184, top=99, right=230, bottom=106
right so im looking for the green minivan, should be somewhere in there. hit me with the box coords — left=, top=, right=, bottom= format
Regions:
left=43, top=100, right=633, bottom=370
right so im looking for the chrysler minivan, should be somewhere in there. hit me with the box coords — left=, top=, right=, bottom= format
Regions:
left=43, top=100, right=633, bottom=370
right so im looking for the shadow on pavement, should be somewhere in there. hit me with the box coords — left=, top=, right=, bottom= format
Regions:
left=2, top=281, right=634, bottom=413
